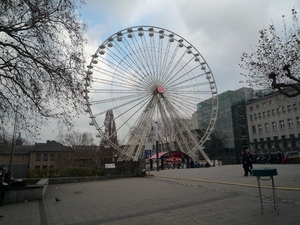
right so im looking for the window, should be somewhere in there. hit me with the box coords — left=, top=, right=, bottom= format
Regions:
left=263, top=112, right=266, bottom=118
left=50, top=165, right=54, bottom=169
left=35, top=165, right=40, bottom=169
left=287, top=105, right=292, bottom=112
left=272, top=121, right=277, bottom=130
left=282, top=106, right=286, bottom=114
left=277, top=108, right=280, bottom=115
left=43, top=154, right=48, bottom=161
left=258, top=113, right=261, bottom=119
left=287, top=118, right=293, bottom=128
left=279, top=120, right=285, bottom=129
left=258, top=124, right=263, bottom=132
left=254, top=114, right=257, bottom=120
left=267, top=110, right=270, bottom=117
left=265, top=123, right=269, bottom=131
left=250, top=106, right=253, bottom=111
left=293, top=103, right=298, bottom=111
left=272, top=109, right=275, bottom=116
left=297, top=117, right=300, bottom=126
left=36, top=154, right=41, bottom=161
left=256, top=104, right=259, bottom=109
left=250, top=115, right=253, bottom=121
left=42, top=165, right=47, bottom=169
left=50, top=154, right=55, bottom=161
left=269, top=100, right=273, bottom=105
left=252, top=126, right=256, bottom=134
left=263, top=103, right=266, bottom=108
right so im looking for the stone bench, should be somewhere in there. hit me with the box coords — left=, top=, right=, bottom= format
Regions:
left=2, top=178, right=49, bottom=204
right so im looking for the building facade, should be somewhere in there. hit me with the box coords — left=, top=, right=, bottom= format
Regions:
left=0, top=140, right=114, bottom=178
left=246, top=90, right=300, bottom=153
left=29, top=140, right=73, bottom=170
left=200, top=87, right=253, bottom=164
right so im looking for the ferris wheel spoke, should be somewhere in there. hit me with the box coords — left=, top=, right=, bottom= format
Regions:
left=94, top=53, right=147, bottom=86
left=91, top=77, right=144, bottom=92
left=162, top=46, right=190, bottom=84
left=168, top=73, right=206, bottom=90
left=166, top=63, right=201, bottom=88
left=90, top=89, right=146, bottom=94
left=89, top=93, right=147, bottom=105
left=161, top=100, right=195, bottom=153
left=98, top=96, right=154, bottom=151
left=147, top=34, right=159, bottom=79
left=168, top=82, right=210, bottom=92
left=125, top=33, right=155, bottom=82
left=167, top=97, right=200, bottom=116
left=113, top=39, right=154, bottom=85
left=92, top=94, right=150, bottom=117
left=114, top=96, right=155, bottom=133
left=160, top=41, right=173, bottom=77
left=140, top=35, right=158, bottom=80
left=162, top=44, right=180, bottom=80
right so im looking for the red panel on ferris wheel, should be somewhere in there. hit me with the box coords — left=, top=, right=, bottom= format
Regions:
left=157, top=85, right=164, bottom=93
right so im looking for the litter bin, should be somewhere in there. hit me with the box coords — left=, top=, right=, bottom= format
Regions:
left=252, top=167, right=279, bottom=214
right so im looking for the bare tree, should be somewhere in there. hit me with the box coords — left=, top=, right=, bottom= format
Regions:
left=0, top=0, right=87, bottom=137
left=240, top=8, right=300, bottom=97
left=56, top=131, right=95, bottom=146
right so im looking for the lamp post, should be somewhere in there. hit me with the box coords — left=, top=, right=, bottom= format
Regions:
left=9, top=109, right=18, bottom=172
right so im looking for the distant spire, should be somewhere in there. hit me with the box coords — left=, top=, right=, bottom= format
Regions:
left=100, top=110, right=118, bottom=147
left=16, top=132, right=23, bottom=145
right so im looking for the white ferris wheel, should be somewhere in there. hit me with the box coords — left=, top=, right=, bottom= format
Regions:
left=84, top=26, right=218, bottom=164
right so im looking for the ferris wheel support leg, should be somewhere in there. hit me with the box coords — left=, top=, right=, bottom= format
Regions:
left=155, top=122, right=159, bottom=171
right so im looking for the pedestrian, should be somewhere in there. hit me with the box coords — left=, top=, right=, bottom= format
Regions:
left=246, top=149, right=253, bottom=174
left=242, top=150, right=251, bottom=176
left=254, top=152, right=258, bottom=164
left=277, top=151, right=282, bottom=164
left=266, top=151, right=272, bottom=164
left=0, top=167, right=10, bottom=205
left=282, top=151, right=289, bottom=164
left=181, top=155, right=185, bottom=169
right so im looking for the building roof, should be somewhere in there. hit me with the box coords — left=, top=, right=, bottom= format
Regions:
left=32, top=140, right=72, bottom=152
left=0, top=145, right=34, bottom=154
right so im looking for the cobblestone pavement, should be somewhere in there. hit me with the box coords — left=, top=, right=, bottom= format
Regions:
left=0, top=164, right=299, bottom=225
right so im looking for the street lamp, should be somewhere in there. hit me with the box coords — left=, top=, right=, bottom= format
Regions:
left=9, top=109, right=18, bottom=172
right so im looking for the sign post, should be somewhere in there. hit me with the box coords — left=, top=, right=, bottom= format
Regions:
left=145, top=142, right=152, bottom=177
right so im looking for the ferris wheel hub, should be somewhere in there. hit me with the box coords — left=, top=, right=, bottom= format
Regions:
left=157, top=85, right=164, bottom=94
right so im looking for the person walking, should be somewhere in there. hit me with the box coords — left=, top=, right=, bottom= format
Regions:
left=266, top=151, right=272, bottom=164
left=181, top=155, right=185, bottom=169
left=242, top=150, right=251, bottom=176
left=246, top=149, right=253, bottom=175
left=0, top=167, right=10, bottom=206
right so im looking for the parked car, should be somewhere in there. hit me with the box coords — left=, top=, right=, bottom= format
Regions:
left=288, top=151, right=300, bottom=158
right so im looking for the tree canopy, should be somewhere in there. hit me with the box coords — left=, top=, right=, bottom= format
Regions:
left=56, top=131, right=96, bottom=146
left=240, top=8, right=300, bottom=97
left=0, top=0, right=87, bottom=138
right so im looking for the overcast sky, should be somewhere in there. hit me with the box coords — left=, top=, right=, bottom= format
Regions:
left=36, top=0, right=300, bottom=143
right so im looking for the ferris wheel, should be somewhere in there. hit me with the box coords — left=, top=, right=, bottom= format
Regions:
left=84, top=26, right=218, bottom=164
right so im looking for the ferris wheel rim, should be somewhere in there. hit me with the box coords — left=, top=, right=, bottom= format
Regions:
left=84, top=25, right=218, bottom=162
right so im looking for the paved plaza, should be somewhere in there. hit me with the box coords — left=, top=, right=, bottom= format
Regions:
left=0, top=164, right=299, bottom=225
